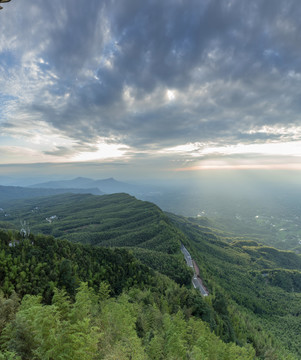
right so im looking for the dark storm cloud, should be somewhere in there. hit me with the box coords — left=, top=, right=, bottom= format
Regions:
left=2, top=0, right=301, bottom=152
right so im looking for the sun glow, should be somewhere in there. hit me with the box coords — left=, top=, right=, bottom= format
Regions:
left=71, top=142, right=130, bottom=162
left=166, top=89, right=175, bottom=101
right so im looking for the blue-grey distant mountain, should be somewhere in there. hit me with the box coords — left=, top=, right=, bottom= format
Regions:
left=0, top=185, right=102, bottom=204
left=30, top=177, right=97, bottom=189
left=30, top=177, right=154, bottom=196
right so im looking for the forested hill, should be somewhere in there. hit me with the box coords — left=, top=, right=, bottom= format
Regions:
left=0, top=230, right=256, bottom=359
left=0, top=193, right=192, bottom=285
left=168, top=213, right=301, bottom=358
left=0, top=230, right=154, bottom=299
left=0, top=192, right=301, bottom=358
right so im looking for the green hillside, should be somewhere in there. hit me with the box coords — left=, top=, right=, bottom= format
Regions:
left=0, top=193, right=191, bottom=286
left=0, top=230, right=154, bottom=299
left=0, top=231, right=256, bottom=360
left=169, top=213, right=301, bottom=358
left=1, top=193, right=180, bottom=252
left=0, top=193, right=300, bottom=358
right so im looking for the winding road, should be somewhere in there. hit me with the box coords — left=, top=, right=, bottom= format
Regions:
left=181, top=244, right=209, bottom=296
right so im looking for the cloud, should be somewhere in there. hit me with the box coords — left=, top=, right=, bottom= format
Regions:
left=1, top=0, right=301, bottom=166
left=43, top=146, right=76, bottom=157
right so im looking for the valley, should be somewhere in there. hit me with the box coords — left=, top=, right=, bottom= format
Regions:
left=145, top=186, right=301, bottom=254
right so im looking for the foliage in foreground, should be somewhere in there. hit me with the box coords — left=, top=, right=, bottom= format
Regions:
left=0, top=229, right=155, bottom=300
left=0, top=283, right=256, bottom=360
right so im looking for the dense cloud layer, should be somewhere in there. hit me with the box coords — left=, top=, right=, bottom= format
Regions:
left=1, top=0, right=301, bottom=168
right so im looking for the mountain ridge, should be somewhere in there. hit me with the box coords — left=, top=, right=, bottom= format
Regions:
left=0, top=184, right=103, bottom=203
left=29, top=177, right=145, bottom=194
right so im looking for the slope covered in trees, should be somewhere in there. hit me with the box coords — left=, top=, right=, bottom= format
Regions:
left=1, top=193, right=180, bottom=251
left=0, top=193, right=191, bottom=285
left=169, top=213, right=301, bottom=358
left=0, top=283, right=256, bottom=360
left=0, top=193, right=300, bottom=358
left=0, top=230, right=155, bottom=300
left=0, top=230, right=257, bottom=359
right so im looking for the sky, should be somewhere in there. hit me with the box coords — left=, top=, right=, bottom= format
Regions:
left=1, top=0, right=301, bottom=182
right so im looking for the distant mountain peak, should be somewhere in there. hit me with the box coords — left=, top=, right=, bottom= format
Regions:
left=73, top=176, right=93, bottom=181
left=101, top=177, right=116, bottom=182
left=29, top=176, right=152, bottom=197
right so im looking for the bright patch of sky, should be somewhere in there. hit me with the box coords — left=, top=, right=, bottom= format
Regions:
left=71, top=142, right=130, bottom=162
left=163, top=139, right=301, bottom=158
left=166, top=90, right=176, bottom=101
left=201, top=141, right=301, bottom=157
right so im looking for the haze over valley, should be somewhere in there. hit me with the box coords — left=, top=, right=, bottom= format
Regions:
left=2, top=170, right=301, bottom=253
